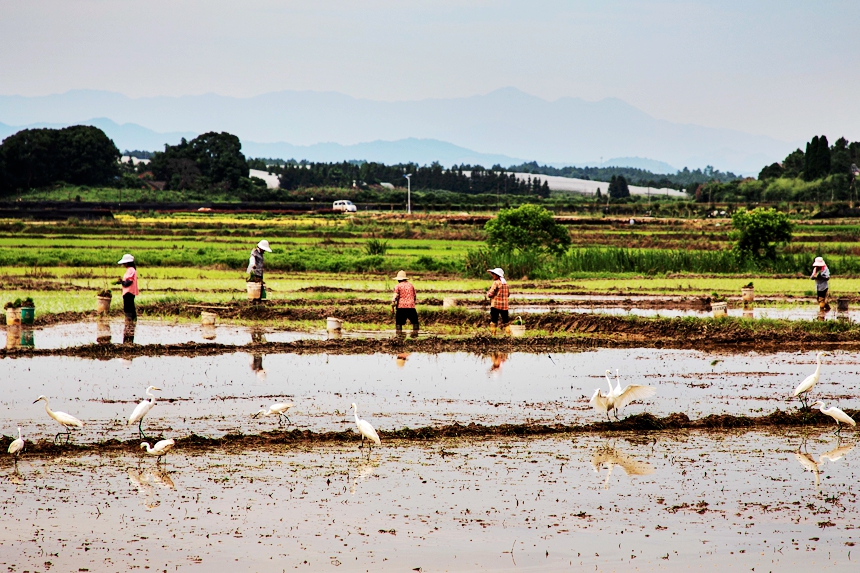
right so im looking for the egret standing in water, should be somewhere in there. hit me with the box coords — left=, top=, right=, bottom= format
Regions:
left=351, top=403, right=381, bottom=455
left=8, top=427, right=24, bottom=464
left=590, top=369, right=656, bottom=420
left=253, top=402, right=294, bottom=426
left=33, top=395, right=83, bottom=443
left=140, top=439, right=175, bottom=464
left=794, top=351, right=825, bottom=408
left=811, top=401, right=856, bottom=434
left=128, top=385, right=161, bottom=439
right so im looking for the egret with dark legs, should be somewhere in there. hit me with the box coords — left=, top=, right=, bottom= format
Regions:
left=33, top=396, right=83, bottom=444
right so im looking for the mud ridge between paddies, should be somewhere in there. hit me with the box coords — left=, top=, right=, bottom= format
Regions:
left=4, top=409, right=858, bottom=459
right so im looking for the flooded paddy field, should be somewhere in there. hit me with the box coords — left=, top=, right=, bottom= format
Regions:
left=2, top=349, right=858, bottom=444
left=1, top=431, right=857, bottom=572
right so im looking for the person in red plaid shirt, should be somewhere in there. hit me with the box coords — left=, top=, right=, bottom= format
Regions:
left=392, top=270, right=419, bottom=336
left=486, top=267, right=511, bottom=336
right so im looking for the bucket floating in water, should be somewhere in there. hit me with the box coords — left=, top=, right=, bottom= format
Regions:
left=712, top=302, right=728, bottom=318
left=201, top=311, right=217, bottom=325
left=326, top=317, right=343, bottom=331
left=246, top=282, right=262, bottom=300
left=20, top=307, right=34, bottom=325
left=96, top=296, right=111, bottom=313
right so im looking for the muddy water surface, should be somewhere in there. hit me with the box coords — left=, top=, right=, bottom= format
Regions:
left=1, top=432, right=857, bottom=571
left=2, top=349, right=857, bottom=443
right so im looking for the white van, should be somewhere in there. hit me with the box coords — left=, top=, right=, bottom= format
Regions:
left=332, top=200, right=357, bottom=212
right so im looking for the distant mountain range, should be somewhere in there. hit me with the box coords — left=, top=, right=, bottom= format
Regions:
left=0, top=88, right=799, bottom=173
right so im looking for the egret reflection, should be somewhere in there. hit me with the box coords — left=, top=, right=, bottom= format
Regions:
left=350, top=459, right=379, bottom=495
left=591, top=443, right=654, bottom=489
left=128, top=467, right=177, bottom=509
left=793, top=437, right=855, bottom=491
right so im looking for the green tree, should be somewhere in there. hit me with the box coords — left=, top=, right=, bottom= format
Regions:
left=804, top=135, right=831, bottom=180
left=484, top=204, right=571, bottom=255
left=608, top=175, right=630, bottom=199
left=782, top=148, right=805, bottom=178
left=731, top=207, right=794, bottom=261
left=758, top=162, right=784, bottom=181
left=150, top=132, right=249, bottom=192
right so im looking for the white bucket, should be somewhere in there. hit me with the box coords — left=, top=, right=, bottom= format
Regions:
left=326, top=317, right=343, bottom=331
left=510, top=324, right=526, bottom=337
left=246, top=282, right=262, bottom=300
left=442, top=297, right=458, bottom=309
left=5, top=308, right=21, bottom=326
left=712, top=302, right=728, bottom=318
left=96, top=296, right=111, bottom=313
left=201, top=311, right=217, bottom=325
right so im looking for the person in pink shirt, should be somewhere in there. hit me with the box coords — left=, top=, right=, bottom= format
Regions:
left=116, top=253, right=139, bottom=320
left=391, top=270, right=418, bottom=336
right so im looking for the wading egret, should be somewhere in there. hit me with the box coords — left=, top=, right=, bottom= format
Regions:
left=590, top=369, right=656, bottom=420
left=591, top=444, right=654, bottom=489
left=253, top=402, right=294, bottom=426
left=33, top=395, right=83, bottom=443
left=351, top=403, right=381, bottom=454
left=128, top=386, right=161, bottom=439
left=140, top=439, right=175, bottom=463
left=8, top=427, right=24, bottom=462
left=811, top=401, right=856, bottom=434
left=794, top=351, right=825, bottom=408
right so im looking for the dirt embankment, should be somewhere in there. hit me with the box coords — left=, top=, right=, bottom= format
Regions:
left=4, top=408, right=856, bottom=459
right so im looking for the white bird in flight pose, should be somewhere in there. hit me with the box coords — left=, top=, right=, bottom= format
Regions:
left=794, top=351, right=825, bottom=408
left=33, top=395, right=83, bottom=443
left=140, top=439, right=175, bottom=463
left=8, top=427, right=24, bottom=463
left=253, top=402, right=294, bottom=426
left=128, top=386, right=161, bottom=439
left=590, top=369, right=656, bottom=420
left=352, top=403, right=381, bottom=454
left=811, top=401, right=856, bottom=434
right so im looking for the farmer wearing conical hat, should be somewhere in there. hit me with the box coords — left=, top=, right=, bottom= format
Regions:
left=247, top=240, right=272, bottom=303
left=392, top=270, right=419, bottom=336
left=486, top=267, right=510, bottom=336
left=116, top=253, right=138, bottom=321
left=811, top=256, right=831, bottom=312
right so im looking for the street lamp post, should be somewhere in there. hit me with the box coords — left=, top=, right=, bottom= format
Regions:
left=404, top=173, right=412, bottom=215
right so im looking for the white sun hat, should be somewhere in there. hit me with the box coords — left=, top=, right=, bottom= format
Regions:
left=257, top=239, right=272, bottom=253
left=487, top=267, right=505, bottom=278
left=813, top=256, right=826, bottom=267
left=117, top=254, right=134, bottom=265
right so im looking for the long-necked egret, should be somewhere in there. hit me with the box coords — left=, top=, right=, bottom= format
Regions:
left=128, top=385, right=161, bottom=439
left=794, top=351, right=825, bottom=408
left=811, top=401, right=856, bottom=434
left=8, top=427, right=24, bottom=463
left=33, top=395, right=83, bottom=443
left=351, top=403, right=381, bottom=454
left=590, top=369, right=656, bottom=420
left=140, top=438, right=175, bottom=463
left=591, top=444, right=654, bottom=489
left=253, top=402, right=293, bottom=426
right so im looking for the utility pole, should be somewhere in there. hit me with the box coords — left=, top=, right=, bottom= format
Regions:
left=404, top=173, right=412, bottom=215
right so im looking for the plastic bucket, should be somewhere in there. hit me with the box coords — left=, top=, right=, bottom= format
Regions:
left=201, top=311, right=217, bottom=325
left=96, top=296, right=111, bottom=313
left=20, top=307, right=34, bottom=325
left=741, top=287, right=755, bottom=302
left=326, top=317, right=343, bottom=331
left=246, top=282, right=262, bottom=300
left=5, top=308, right=21, bottom=326
left=712, top=302, right=728, bottom=318
left=510, top=324, right=526, bottom=337
left=442, top=297, right=459, bottom=309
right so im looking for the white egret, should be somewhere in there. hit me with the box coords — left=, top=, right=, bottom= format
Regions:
left=591, top=444, right=654, bottom=489
left=811, top=401, right=856, bottom=434
left=8, top=427, right=24, bottom=462
left=351, top=403, right=381, bottom=454
left=128, top=386, right=161, bottom=439
left=253, top=402, right=294, bottom=426
left=794, top=351, right=825, bottom=408
left=140, top=438, right=175, bottom=463
left=33, top=395, right=83, bottom=443
left=590, top=369, right=656, bottom=420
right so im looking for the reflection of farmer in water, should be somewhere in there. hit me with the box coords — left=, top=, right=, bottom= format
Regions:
left=249, top=353, right=266, bottom=379
left=811, top=257, right=831, bottom=312
left=489, top=352, right=508, bottom=372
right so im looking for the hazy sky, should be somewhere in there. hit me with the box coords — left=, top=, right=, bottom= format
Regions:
left=2, top=0, right=858, bottom=142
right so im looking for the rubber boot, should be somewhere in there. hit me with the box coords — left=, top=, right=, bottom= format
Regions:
left=504, top=325, right=512, bottom=336
left=490, top=324, right=497, bottom=336
left=819, top=297, right=826, bottom=311
left=411, top=325, right=419, bottom=339
left=396, top=325, right=404, bottom=337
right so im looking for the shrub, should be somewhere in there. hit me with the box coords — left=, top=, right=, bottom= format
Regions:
left=484, top=204, right=571, bottom=256
left=364, top=239, right=389, bottom=256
